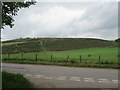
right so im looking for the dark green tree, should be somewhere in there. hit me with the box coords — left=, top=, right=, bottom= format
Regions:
left=115, top=38, right=120, bottom=43
left=1, top=1, right=36, bottom=29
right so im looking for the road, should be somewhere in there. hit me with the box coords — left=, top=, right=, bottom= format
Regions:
left=2, top=63, right=119, bottom=88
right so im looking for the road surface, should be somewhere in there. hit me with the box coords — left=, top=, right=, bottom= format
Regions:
left=2, top=63, right=119, bottom=88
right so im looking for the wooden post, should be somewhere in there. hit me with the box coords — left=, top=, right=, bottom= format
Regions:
left=99, top=55, right=101, bottom=63
left=67, top=55, right=69, bottom=62
left=80, top=55, right=82, bottom=63
left=36, top=54, right=37, bottom=61
left=8, top=54, right=10, bottom=60
left=21, top=53, right=23, bottom=60
left=51, top=54, right=52, bottom=61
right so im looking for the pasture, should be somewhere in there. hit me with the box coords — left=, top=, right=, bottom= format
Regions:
left=2, top=48, right=118, bottom=64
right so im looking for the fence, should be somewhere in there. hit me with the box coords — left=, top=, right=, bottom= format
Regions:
left=2, top=53, right=117, bottom=64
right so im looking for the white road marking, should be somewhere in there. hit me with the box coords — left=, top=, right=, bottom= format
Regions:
left=23, top=74, right=115, bottom=85
left=112, top=80, right=118, bottom=83
left=36, top=75, right=44, bottom=77
left=98, top=79, right=108, bottom=80
left=84, top=78, right=95, bottom=82
left=70, top=77, right=80, bottom=81
left=112, top=80, right=118, bottom=82
left=25, top=74, right=32, bottom=76
left=34, top=75, right=44, bottom=78
left=56, top=76, right=66, bottom=80
left=44, top=77, right=52, bottom=79
left=24, top=74, right=32, bottom=77
left=98, top=79, right=109, bottom=83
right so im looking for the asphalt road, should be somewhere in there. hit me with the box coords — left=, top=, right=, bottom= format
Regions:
left=2, top=63, right=119, bottom=88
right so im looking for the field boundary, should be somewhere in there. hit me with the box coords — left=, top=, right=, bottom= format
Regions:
left=3, top=60, right=119, bottom=69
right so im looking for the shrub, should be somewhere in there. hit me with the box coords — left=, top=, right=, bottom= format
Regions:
left=2, top=71, right=34, bottom=88
left=70, top=59, right=78, bottom=63
left=88, top=54, right=92, bottom=57
left=62, top=60, right=68, bottom=63
left=104, top=61, right=109, bottom=64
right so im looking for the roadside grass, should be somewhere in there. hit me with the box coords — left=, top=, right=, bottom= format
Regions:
left=3, top=60, right=119, bottom=69
left=2, top=71, right=34, bottom=89
left=2, top=48, right=118, bottom=64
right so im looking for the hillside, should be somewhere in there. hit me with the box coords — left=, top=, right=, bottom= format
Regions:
left=2, top=38, right=117, bottom=54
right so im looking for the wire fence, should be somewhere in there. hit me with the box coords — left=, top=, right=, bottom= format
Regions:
left=2, top=53, right=118, bottom=64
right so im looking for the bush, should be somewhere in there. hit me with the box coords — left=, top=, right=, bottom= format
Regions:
left=109, top=61, right=114, bottom=64
left=70, top=59, right=78, bottom=63
left=62, top=60, right=68, bottom=63
left=2, top=71, right=34, bottom=88
left=104, top=61, right=109, bottom=64
left=88, top=54, right=92, bottom=57
left=99, top=62, right=104, bottom=64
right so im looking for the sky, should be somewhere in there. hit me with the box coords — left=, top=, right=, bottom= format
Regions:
left=1, top=1, right=118, bottom=41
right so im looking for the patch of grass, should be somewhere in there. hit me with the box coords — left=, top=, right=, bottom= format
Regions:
left=2, top=60, right=119, bottom=69
left=2, top=71, right=34, bottom=88
left=2, top=48, right=118, bottom=64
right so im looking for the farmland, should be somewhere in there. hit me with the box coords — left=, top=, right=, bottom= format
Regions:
left=2, top=38, right=117, bottom=54
left=2, top=38, right=119, bottom=69
left=2, top=48, right=118, bottom=64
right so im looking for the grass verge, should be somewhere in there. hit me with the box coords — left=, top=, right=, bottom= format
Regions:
left=2, top=48, right=118, bottom=64
left=3, top=60, right=119, bottom=69
left=2, top=71, right=34, bottom=89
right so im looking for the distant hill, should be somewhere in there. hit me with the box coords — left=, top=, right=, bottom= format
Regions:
left=2, top=38, right=117, bottom=54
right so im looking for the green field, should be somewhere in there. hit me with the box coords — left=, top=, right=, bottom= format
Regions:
left=2, top=42, right=24, bottom=46
left=2, top=38, right=119, bottom=68
left=2, top=48, right=118, bottom=64
left=2, top=38, right=117, bottom=54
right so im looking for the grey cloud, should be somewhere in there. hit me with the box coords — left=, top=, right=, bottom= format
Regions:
left=2, top=2, right=118, bottom=41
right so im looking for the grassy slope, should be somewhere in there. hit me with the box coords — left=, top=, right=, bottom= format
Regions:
left=2, top=42, right=24, bottom=46
left=2, top=38, right=117, bottom=54
left=3, top=48, right=118, bottom=63
left=2, top=38, right=118, bottom=69
left=2, top=71, right=34, bottom=88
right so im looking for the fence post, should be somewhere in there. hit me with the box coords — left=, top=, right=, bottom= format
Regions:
left=99, top=55, right=101, bottom=63
left=36, top=54, right=37, bottom=61
left=51, top=54, right=52, bottom=61
left=21, top=53, right=23, bottom=60
left=8, top=54, right=10, bottom=60
left=67, top=55, right=69, bottom=62
left=80, top=55, right=82, bottom=63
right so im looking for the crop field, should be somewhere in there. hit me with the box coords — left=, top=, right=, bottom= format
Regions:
left=2, top=48, right=118, bottom=64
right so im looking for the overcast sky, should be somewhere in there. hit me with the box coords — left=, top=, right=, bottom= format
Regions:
left=1, top=1, right=118, bottom=41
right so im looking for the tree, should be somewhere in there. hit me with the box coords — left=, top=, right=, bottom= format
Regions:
left=115, top=38, right=120, bottom=43
left=1, top=1, right=36, bottom=29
